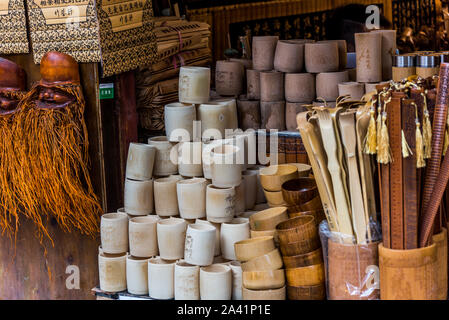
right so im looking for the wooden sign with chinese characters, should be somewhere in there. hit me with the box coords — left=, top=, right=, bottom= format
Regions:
left=101, top=0, right=145, bottom=33
left=32, top=0, right=90, bottom=25
left=0, top=0, right=29, bottom=54
left=26, top=0, right=157, bottom=77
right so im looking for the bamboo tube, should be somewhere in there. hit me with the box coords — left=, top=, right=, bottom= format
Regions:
left=355, top=32, right=382, bottom=83
left=432, top=228, right=448, bottom=300
left=328, top=239, right=380, bottom=300
left=379, top=243, right=438, bottom=300
left=370, top=30, right=396, bottom=80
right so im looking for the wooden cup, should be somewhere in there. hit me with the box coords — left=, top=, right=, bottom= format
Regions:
left=249, top=207, right=289, bottom=231
left=282, top=247, right=323, bottom=269
left=260, top=71, right=284, bottom=102
left=215, top=60, right=244, bottom=96
left=355, top=32, right=382, bottom=83
left=281, top=177, right=318, bottom=206
left=234, top=236, right=276, bottom=262
left=315, top=71, right=349, bottom=101
left=275, top=215, right=317, bottom=244
left=241, top=249, right=284, bottom=271
left=237, top=97, right=260, bottom=130
left=285, top=263, right=325, bottom=286
left=379, top=243, right=438, bottom=300
left=304, top=42, right=339, bottom=73
left=287, top=283, right=326, bottom=300
left=252, top=36, right=279, bottom=71
left=328, top=239, right=380, bottom=300
left=274, top=40, right=305, bottom=73
left=279, top=236, right=320, bottom=256
left=284, top=73, right=315, bottom=103
left=288, top=209, right=326, bottom=226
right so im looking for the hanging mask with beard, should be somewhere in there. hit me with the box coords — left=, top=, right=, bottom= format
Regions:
left=12, top=52, right=101, bottom=244
left=0, top=58, right=26, bottom=237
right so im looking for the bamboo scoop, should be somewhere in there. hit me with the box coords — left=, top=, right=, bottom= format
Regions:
left=297, top=112, right=339, bottom=232
left=356, top=101, right=377, bottom=225
left=339, top=111, right=369, bottom=244
left=315, top=108, right=354, bottom=241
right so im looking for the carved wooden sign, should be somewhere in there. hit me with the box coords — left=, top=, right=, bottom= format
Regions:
left=32, top=0, right=89, bottom=25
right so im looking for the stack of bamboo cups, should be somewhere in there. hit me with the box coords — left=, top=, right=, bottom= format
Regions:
left=235, top=235, right=286, bottom=300
left=276, top=215, right=326, bottom=300
left=259, top=164, right=299, bottom=207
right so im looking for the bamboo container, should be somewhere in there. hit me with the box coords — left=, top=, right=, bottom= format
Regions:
left=378, top=243, right=438, bottom=300
left=129, top=216, right=160, bottom=258
left=392, top=54, right=415, bottom=82
left=241, top=249, right=283, bottom=271
left=246, top=69, right=260, bottom=100
left=174, top=260, right=200, bottom=300
left=237, top=97, right=260, bottom=130
left=274, top=40, right=304, bottom=73
left=196, top=219, right=221, bottom=256
left=215, top=60, right=244, bottom=96
left=202, top=140, right=224, bottom=180
left=124, top=179, right=154, bottom=216
left=242, top=269, right=286, bottom=290
left=154, top=176, right=182, bottom=217
left=252, top=36, right=279, bottom=71
left=283, top=248, right=323, bottom=268
left=285, top=103, right=308, bottom=131
left=370, top=29, right=396, bottom=80
left=416, top=54, right=440, bottom=79
left=316, top=71, right=349, bottom=101
left=328, top=240, right=380, bottom=300
left=234, top=180, right=246, bottom=215
left=212, top=98, right=239, bottom=130
left=220, top=218, right=250, bottom=260
left=200, top=264, right=232, bottom=300
left=125, top=143, right=156, bottom=181
left=179, top=66, right=210, bottom=104
left=304, top=42, right=339, bottom=73
left=260, top=71, right=284, bottom=102
left=148, top=136, right=178, bottom=176
left=319, top=40, right=347, bottom=70
left=242, top=286, right=286, bottom=300
left=285, top=263, right=324, bottom=286
left=148, top=257, right=176, bottom=299
left=275, top=215, right=317, bottom=244
left=126, top=256, right=149, bottom=295
left=287, top=283, right=325, bottom=300
left=432, top=228, right=448, bottom=300
left=355, top=32, right=382, bottom=83
left=289, top=209, right=326, bottom=226
left=101, top=212, right=128, bottom=254
left=337, top=82, right=365, bottom=100
left=234, top=236, right=276, bottom=261
left=260, top=101, right=286, bottom=130
left=206, top=184, right=235, bottom=223
left=284, top=73, right=315, bottom=103
left=280, top=236, right=320, bottom=256
left=364, top=81, right=389, bottom=94
left=177, top=178, right=207, bottom=219
left=164, top=103, right=196, bottom=142
left=98, top=252, right=127, bottom=293
left=249, top=207, right=289, bottom=231
left=157, top=217, right=188, bottom=260
left=178, top=141, right=203, bottom=177
left=184, top=223, right=216, bottom=266
left=211, top=144, right=242, bottom=188
left=259, top=164, right=299, bottom=192
left=229, top=261, right=243, bottom=300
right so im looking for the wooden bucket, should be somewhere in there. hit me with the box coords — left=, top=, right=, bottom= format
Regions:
left=379, top=243, right=438, bottom=300
left=328, top=239, right=380, bottom=300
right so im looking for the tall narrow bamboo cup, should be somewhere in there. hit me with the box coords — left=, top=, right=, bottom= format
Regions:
left=355, top=32, right=382, bottom=83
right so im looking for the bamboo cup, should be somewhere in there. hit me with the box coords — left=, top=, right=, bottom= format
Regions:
left=129, top=216, right=160, bottom=258
left=184, top=223, right=216, bottom=266
left=164, top=103, right=196, bottom=142
left=200, top=264, right=232, bottom=300
left=178, top=141, right=203, bottom=177
left=126, top=256, right=149, bottom=295
left=124, top=178, right=154, bottom=215
left=215, top=60, right=244, bottom=96
left=220, top=218, right=251, bottom=260
left=280, top=236, right=320, bottom=256
left=177, top=178, right=207, bottom=219
left=242, top=269, right=286, bottom=290
left=249, top=207, right=289, bottom=231
left=319, top=40, right=347, bottom=70
left=237, top=97, right=260, bottom=130
left=229, top=261, right=243, bottom=300
left=275, top=215, right=317, bottom=244
left=328, top=239, right=380, bottom=300
left=259, top=164, right=298, bottom=192
left=148, top=136, right=178, bottom=176
left=242, top=286, right=286, bottom=300
left=304, top=42, right=339, bottom=73
left=252, top=36, right=279, bottom=71
left=285, top=103, right=308, bottom=131
left=282, top=248, right=323, bottom=268
left=260, top=71, right=284, bottom=102
left=274, top=40, right=305, bottom=73
left=284, top=73, right=315, bottom=103
left=285, top=263, right=324, bottom=286
left=355, top=32, right=382, bottom=83
left=234, top=236, right=276, bottom=261
left=379, top=243, right=438, bottom=300
left=154, top=176, right=182, bottom=217
left=101, top=212, right=129, bottom=254
left=337, top=82, right=365, bottom=100
left=98, top=252, right=127, bottom=293
left=206, top=184, right=236, bottom=223
left=148, top=257, right=176, bottom=299
left=196, top=219, right=221, bottom=256
left=241, top=249, right=283, bottom=271
left=179, top=66, right=210, bottom=104
left=246, top=69, right=260, bottom=100
left=126, top=143, right=156, bottom=180
left=157, top=217, right=187, bottom=260
left=260, top=101, right=286, bottom=130
left=316, top=71, right=349, bottom=101
left=174, top=260, right=200, bottom=300
left=432, top=228, right=448, bottom=300
left=287, top=283, right=326, bottom=300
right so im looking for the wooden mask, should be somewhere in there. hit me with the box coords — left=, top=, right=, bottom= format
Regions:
left=0, top=58, right=26, bottom=114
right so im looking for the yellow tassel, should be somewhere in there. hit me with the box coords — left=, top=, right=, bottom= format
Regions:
left=402, top=130, right=412, bottom=158
left=376, top=101, right=382, bottom=151
left=421, top=92, right=432, bottom=159
left=416, top=121, right=425, bottom=168
left=444, top=129, right=449, bottom=156
left=378, top=112, right=392, bottom=164
left=364, top=104, right=377, bottom=154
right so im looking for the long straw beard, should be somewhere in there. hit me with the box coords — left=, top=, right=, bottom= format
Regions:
left=12, top=84, right=101, bottom=244
left=0, top=90, right=25, bottom=239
